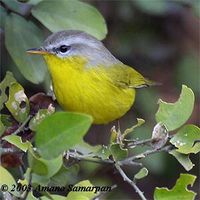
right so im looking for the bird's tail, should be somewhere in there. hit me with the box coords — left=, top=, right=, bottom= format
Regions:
left=133, top=78, right=161, bottom=89
left=144, top=78, right=161, bottom=87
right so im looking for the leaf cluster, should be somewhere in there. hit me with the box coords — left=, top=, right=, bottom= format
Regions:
left=0, top=0, right=199, bottom=199
left=1, top=0, right=107, bottom=84
left=0, top=72, right=199, bottom=200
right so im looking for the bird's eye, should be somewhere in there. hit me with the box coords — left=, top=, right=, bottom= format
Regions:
left=59, top=45, right=70, bottom=53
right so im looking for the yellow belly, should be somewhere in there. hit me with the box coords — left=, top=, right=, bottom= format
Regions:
left=44, top=55, right=135, bottom=124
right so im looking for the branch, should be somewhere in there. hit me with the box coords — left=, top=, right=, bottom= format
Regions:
left=115, top=163, right=147, bottom=200
left=93, top=184, right=117, bottom=200
left=12, top=115, right=31, bottom=135
left=65, top=151, right=114, bottom=164
left=65, top=144, right=173, bottom=167
left=123, top=138, right=155, bottom=148
left=122, top=145, right=173, bottom=164
left=64, top=144, right=173, bottom=200
left=65, top=145, right=173, bottom=168
left=65, top=151, right=142, bottom=167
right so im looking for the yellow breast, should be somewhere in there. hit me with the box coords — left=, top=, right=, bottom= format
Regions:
left=44, top=55, right=135, bottom=124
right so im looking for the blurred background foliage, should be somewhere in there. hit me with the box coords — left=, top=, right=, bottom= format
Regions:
left=0, top=0, right=199, bottom=199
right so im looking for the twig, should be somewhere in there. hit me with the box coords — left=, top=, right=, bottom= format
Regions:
left=12, top=115, right=31, bottom=135
left=66, top=151, right=114, bottom=164
left=120, top=160, right=143, bottom=167
left=65, top=144, right=173, bottom=168
left=115, top=163, right=147, bottom=200
left=64, top=144, right=172, bottom=200
left=66, top=151, right=142, bottom=167
left=118, top=159, right=143, bottom=167
left=123, top=138, right=155, bottom=148
left=93, top=184, right=117, bottom=200
left=18, top=165, right=25, bottom=179
left=122, top=145, right=173, bottom=164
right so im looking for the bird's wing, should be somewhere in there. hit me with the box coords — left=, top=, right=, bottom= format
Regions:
left=106, top=64, right=155, bottom=89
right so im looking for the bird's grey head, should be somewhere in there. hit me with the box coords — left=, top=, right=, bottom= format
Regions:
left=41, top=30, right=120, bottom=66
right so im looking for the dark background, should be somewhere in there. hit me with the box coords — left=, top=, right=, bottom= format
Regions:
left=1, top=0, right=199, bottom=199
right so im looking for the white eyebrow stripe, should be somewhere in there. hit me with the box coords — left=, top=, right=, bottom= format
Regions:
left=45, top=36, right=102, bottom=50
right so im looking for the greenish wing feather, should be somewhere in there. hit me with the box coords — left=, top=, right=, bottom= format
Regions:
left=107, top=64, right=154, bottom=89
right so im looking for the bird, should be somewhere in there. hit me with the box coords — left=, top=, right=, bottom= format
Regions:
left=27, top=30, right=154, bottom=124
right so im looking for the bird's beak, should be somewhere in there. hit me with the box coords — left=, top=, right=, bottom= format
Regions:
left=26, top=48, right=49, bottom=55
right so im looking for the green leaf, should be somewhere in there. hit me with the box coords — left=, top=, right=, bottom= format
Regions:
left=155, top=85, right=195, bottom=131
left=31, top=174, right=49, bottom=186
left=0, top=114, right=13, bottom=127
left=123, top=118, right=145, bottom=138
left=133, top=0, right=168, bottom=15
left=29, top=108, right=55, bottom=131
left=3, top=135, right=31, bottom=152
left=1, top=0, right=23, bottom=15
left=73, top=140, right=102, bottom=155
left=42, top=155, right=63, bottom=178
left=32, top=0, right=107, bottom=40
left=0, top=5, right=7, bottom=28
left=169, top=150, right=194, bottom=171
left=5, top=82, right=30, bottom=122
left=50, top=165, right=79, bottom=187
left=95, top=145, right=111, bottom=160
left=110, top=144, right=128, bottom=161
left=35, top=112, right=92, bottom=159
left=28, top=148, right=63, bottom=177
left=170, top=125, right=200, bottom=154
left=134, top=167, right=148, bottom=180
left=5, top=13, right=47, bottom=84
left=28, top=148, right=48, bottom=176
left=66, top=180, right=96, bottom=200
left=0, top=166, right=20, bottom=197
left=0, top=71, right=17, bottom=110
left=0, top=114, right=13, bottom=136
left=154, top=173, right=197, bottom=200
